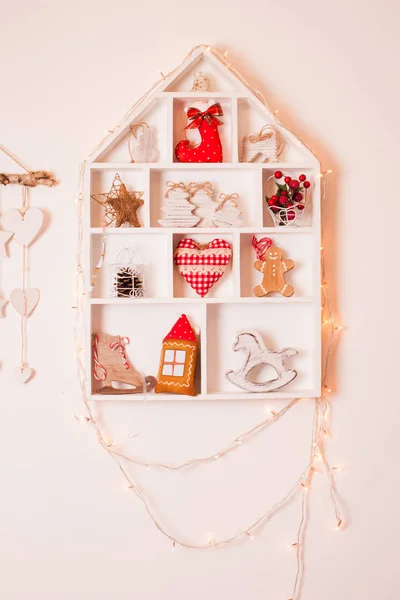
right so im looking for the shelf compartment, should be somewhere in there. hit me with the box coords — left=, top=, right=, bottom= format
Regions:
left=262, top=167, right=315, bottom=228
left=90, top=303, right=205, bottom=398
left=149, top=168, right=260, bottom=228
left=90, top=231, right=170, bottom=300
left=206, top=303, right=320, bottom=397
left=94, top=97, right=170, bottom=164
left=172, top=232, right=235, bottom=300
left=237, top=97, right=316, bottom=165
left=240, top=232, right=316, bottom=298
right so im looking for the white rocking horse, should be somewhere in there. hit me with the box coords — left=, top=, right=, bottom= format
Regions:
left=225, top=331, right=298, bottom=392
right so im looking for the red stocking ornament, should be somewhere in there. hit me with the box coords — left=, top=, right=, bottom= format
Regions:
left=175, top=103, right=224, bottom=163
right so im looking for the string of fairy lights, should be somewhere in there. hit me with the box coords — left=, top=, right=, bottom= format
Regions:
left=73, top=44, right=344, bottom=600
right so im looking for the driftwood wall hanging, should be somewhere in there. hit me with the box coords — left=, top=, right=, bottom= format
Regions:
left=0, top=145, right=56, bottom=382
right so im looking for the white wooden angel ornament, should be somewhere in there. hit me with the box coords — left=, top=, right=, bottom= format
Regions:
left=241, top=124, right=283, bottom=163
left=129, top=122, right=155, bottom=163
left=225, top=331, right=298, bottom=392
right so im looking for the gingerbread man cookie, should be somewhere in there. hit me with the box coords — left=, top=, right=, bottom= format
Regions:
left=253, top=245, right=294, bottom=297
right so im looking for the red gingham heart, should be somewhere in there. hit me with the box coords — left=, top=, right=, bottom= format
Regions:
left=174, top=238, right=232, bottom=297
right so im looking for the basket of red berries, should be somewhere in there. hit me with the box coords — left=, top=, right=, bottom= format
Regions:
left=266, top=171, right=310, bottom=226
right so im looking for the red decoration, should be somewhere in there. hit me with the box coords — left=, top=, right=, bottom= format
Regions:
left=175, top=103, right=224, bottom=163
left=251, top=236, right=273, bottom=260
left=174, top=238, right=232, bottom=297
left=164, top=314, right=197, bottom=342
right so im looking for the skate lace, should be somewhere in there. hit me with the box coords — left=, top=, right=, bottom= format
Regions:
left=109, top=337, right=130, bottom=370
left=92, top=334, right=107, bottom=382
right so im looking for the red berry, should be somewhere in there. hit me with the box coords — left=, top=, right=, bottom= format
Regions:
left=279, top=197, right=288, bottom=206
left=294, top=192, right=303, bottom=201
left=271, top=206, right=279, bottom=213
left=281, top=190, right=288, bottom=196
left=297, top=204, right=305, bottom=210
left=303, top=181, right=311, bottom=189
left=274, top=170, right=283, bottom=179
left=286, top=202, right=294, bottom=207
left=299, top=174, right=307, bottom=182
left=284, top=176, right=291, bottom=184
left=290, top=179, right=299, bottom=189
left=271, top=195, right=278, bottom=202
left=287, top=210, right=296, bottom=220
left=267, top=198, right=277, bottom=207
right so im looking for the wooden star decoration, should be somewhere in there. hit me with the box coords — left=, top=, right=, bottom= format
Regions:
left=92, top=173, right=144, bottom=228
left=0, top=229, right=13, bottom=259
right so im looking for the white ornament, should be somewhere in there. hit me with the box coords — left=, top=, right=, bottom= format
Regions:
left=0, top=297, right=7, bottom=317
left=213, top=193, right=243, bottom=227
left=15, top=366, right=33, bottom=383
left=158, top=184, right=200, bottom=228
left=188, top=182, right=217, bottom=227
left=226, top=331, right=297, bottom=392
left=2, top=208, right=44, bottom=247
left=191, top=71, right=211, bottom=91
left=10, top=288, right=40, bottom=317
left=241, top=125, right=283, bottom=163
left=0, top=229, right=13, bottom=258
left=129, top=122, right=155, bottom=163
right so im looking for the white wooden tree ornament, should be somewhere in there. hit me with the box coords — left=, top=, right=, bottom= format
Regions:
left=158, top=182, right=200, bottom=227
left=213, top=193, right=243, bottom=227
left=188, top=181, right=217, bottom=227
left=226, top=331, right=298, bottom=392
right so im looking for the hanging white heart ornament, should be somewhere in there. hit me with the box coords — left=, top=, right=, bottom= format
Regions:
left=10, top=288, right=40, bottom=317
left=2, top=208, right=44, bottom=247
left=15, top=366, right=33, bottom=383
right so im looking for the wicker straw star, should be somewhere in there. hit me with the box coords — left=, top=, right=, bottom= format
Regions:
left=92, top=173, right=144, bottom=227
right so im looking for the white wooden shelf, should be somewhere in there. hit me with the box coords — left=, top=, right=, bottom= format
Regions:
left=90, top=162, right=316, bottom=170
left=85, top=48, right=322, bottom=402
left=90, top=227, right=315, bottom=235
left=90, top=297, right=314, bottom=305
left=89, top=389, right=318, bottom=402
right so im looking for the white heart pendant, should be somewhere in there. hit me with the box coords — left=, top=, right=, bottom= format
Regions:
left=15, top=366, right=33, bottom=383
left=2, top=208, right=44, bottom=247
left=10, top=288, right=40, bottom=317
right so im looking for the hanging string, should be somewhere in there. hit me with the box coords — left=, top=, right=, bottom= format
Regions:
left=0, top=144, right=30, bottom=173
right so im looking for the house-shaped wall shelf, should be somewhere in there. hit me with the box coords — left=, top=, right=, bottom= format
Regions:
left=84, top=46, right=321, bottom=401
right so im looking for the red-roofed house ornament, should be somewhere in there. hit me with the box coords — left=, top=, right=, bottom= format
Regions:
left=155, top=314, right=198, bottom=396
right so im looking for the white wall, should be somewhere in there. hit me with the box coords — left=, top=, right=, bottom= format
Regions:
left=0, top=1, right=398, bottom=598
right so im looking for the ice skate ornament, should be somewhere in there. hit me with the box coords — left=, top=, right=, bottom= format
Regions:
left=92, top=333, right=156, bottom=395
left=225, top=331, right=298, bottom=392
left=191, top=71, right=211, bottom=91
left=175, top=102, right=224, bottom=163
left=187, top=181, right=218, bottom=227
left=252, top=236, right=294, bottom=297
left=129, top=122, right=155, bottom=163
left=213, top=193, right=243, bottom=227
left=158, top=181, right=200, bottom=227
left=241, top=125, right=283, bottom=163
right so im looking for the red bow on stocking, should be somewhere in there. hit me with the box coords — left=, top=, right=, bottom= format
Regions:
left=184, top=103, right=224, bottom=130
